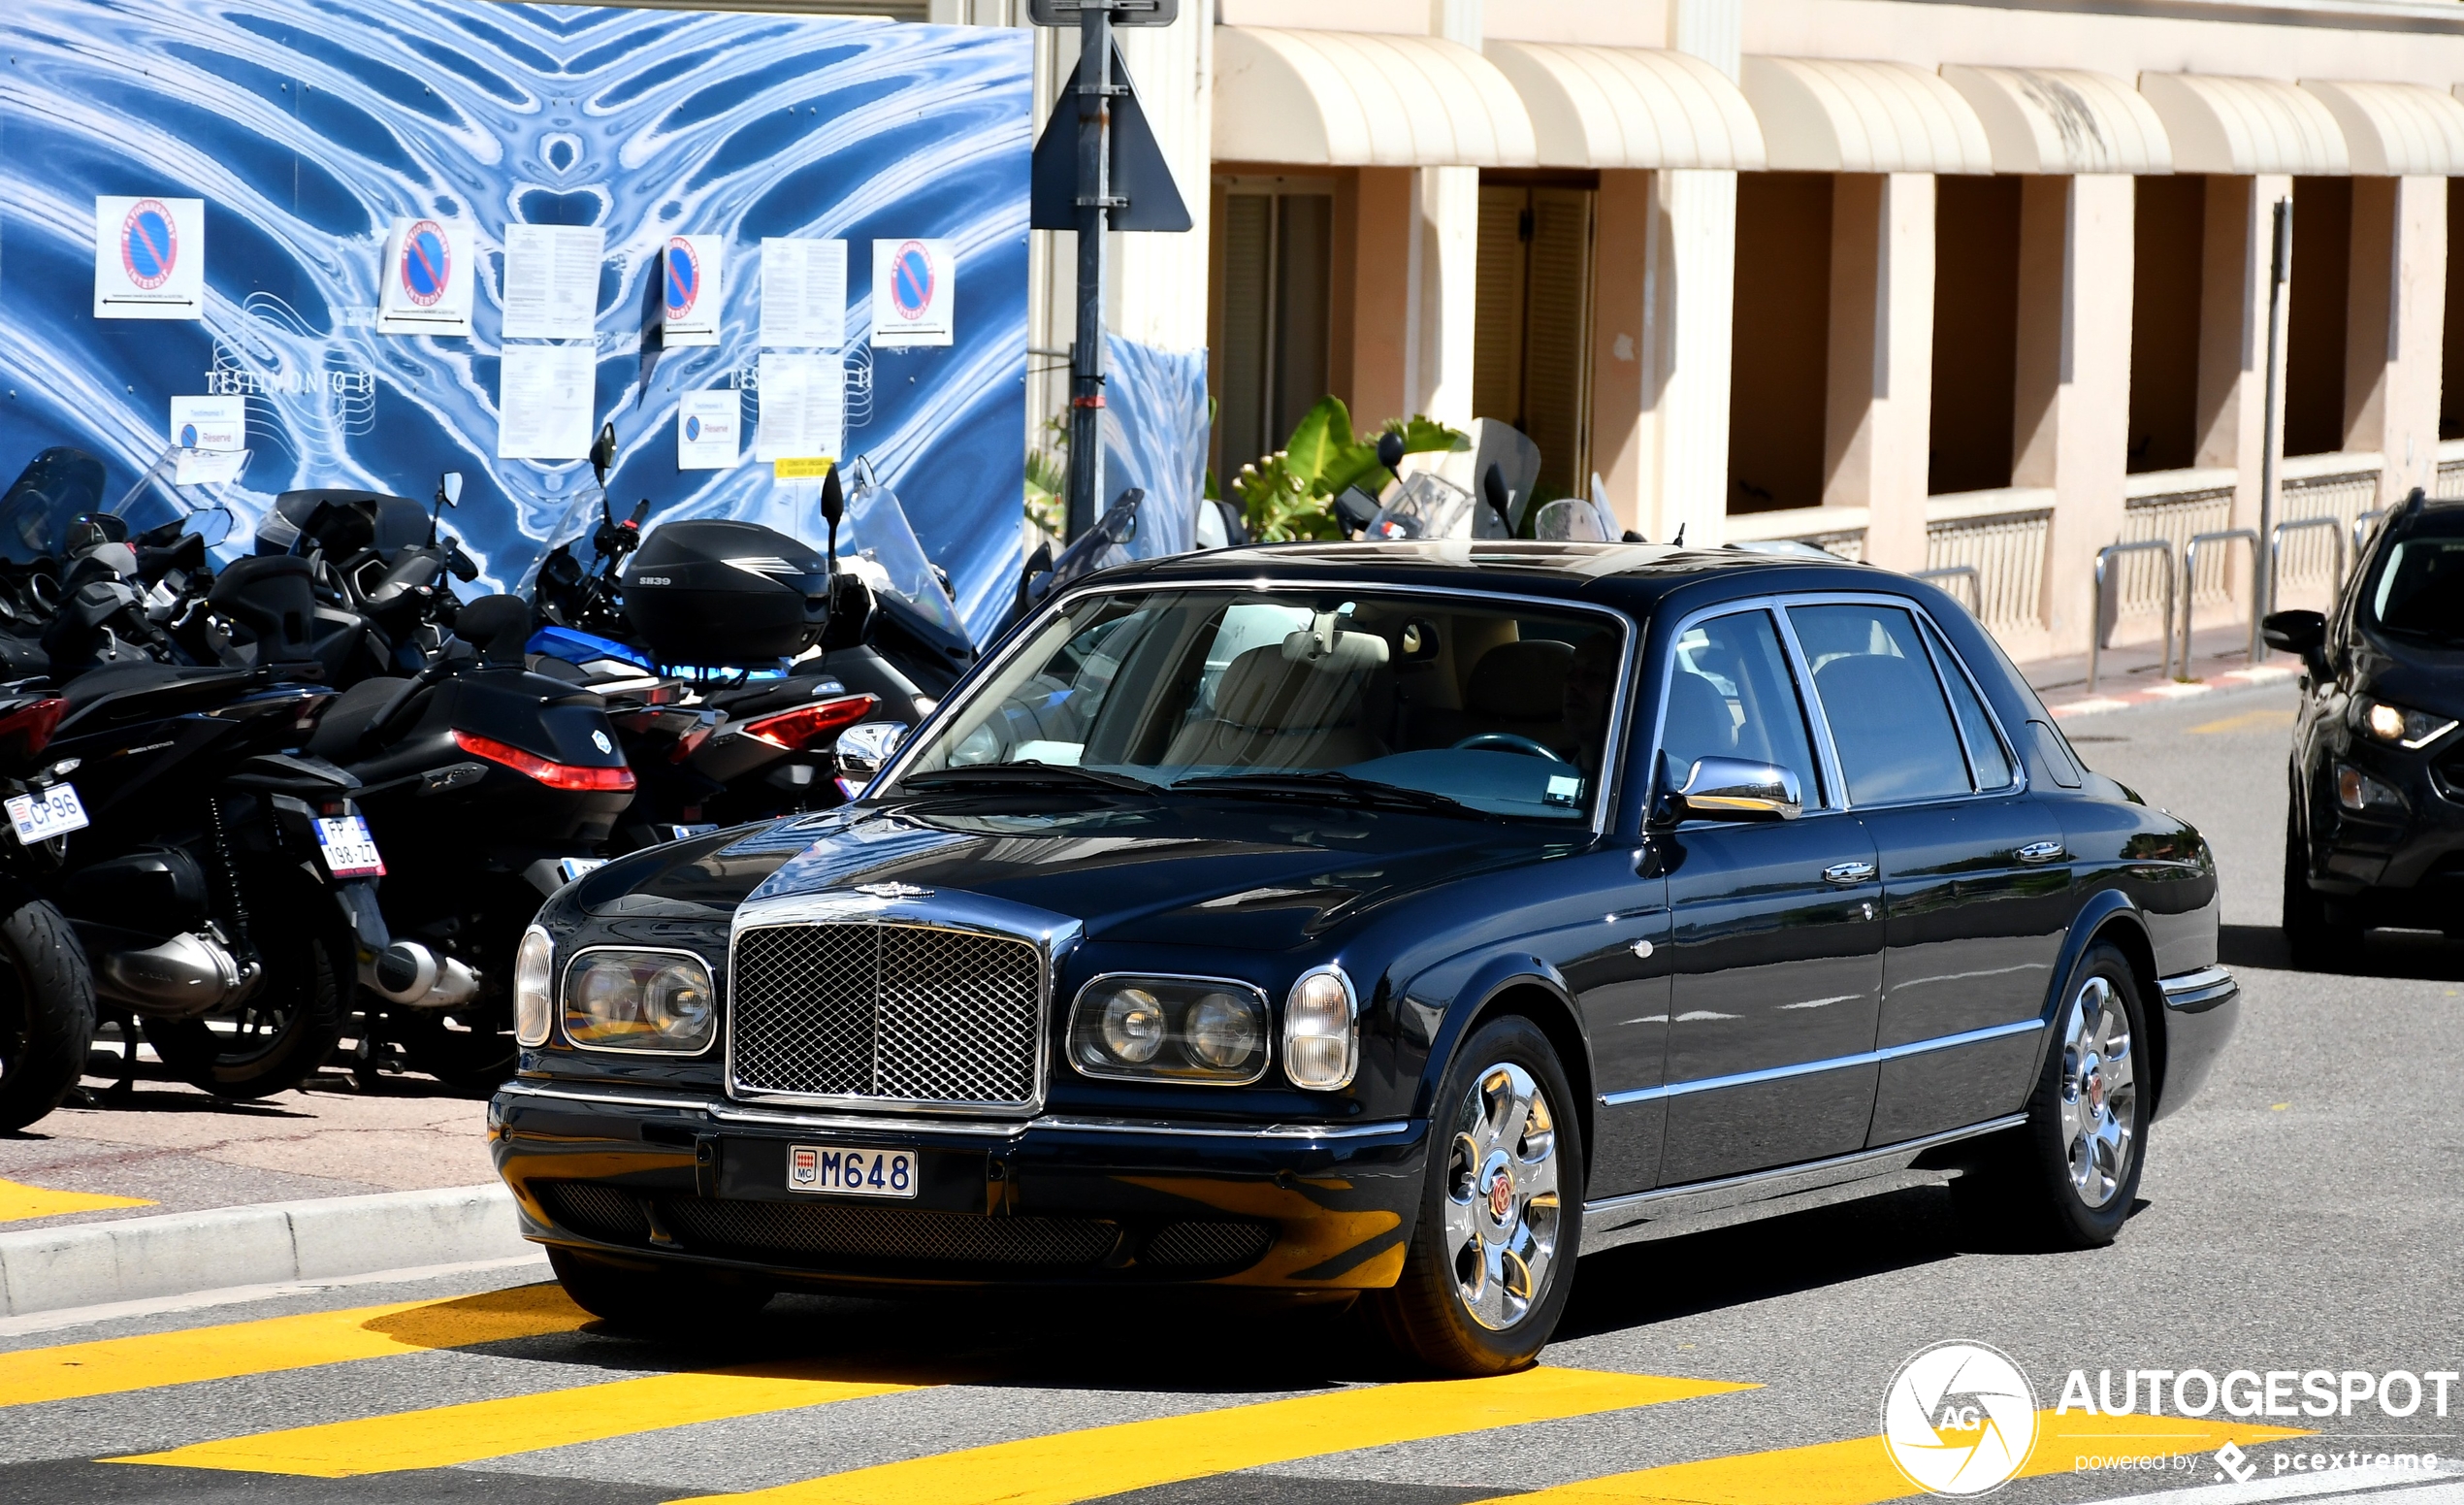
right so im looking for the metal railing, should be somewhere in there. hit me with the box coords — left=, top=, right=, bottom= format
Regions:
left=2268, top=515, right=2347, bottom=622
left=2090, top=540, right=2176, bottom=694
left=2177, top=529, right=2256, bottom=672
left=1911, top=564, right=1981, bottom=613
left=2352, top=507, right=2389, bottom=562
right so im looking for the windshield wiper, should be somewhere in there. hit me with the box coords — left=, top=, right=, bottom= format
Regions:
left=901, top=761, right=1161, bottom=795
left=1171, top=770, right=1492, bottom=819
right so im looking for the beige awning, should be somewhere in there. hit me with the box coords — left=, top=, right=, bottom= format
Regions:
left=2136, top=73, right=2349, bottom=175
left=1213, top=27, right=1538, bottom=168
left=1482, top=41, right=1765, bottom=170
left=1740, top=57, right=1994, bottom=174
left=2302, top=80, right=2464, bottom=176
left=1940, top=65, right=2171, bottom=174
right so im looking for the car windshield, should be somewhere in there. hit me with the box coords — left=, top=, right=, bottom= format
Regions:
left=2363, top=516, right=2464, bottom=646
left=894, top=588, right=1624, bottom=821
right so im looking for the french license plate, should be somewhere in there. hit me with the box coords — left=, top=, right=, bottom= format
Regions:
left=787, top=1143, right=916, bottom=1199
left=314, top=815, right=386, bottom=877
left=5, top=784, right=87, bottom=844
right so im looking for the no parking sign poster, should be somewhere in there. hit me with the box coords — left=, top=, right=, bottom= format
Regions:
left=871, top=238, right=954, bottom=347
left=377, top=216, right=475, bottom=337
left=93, top=196, right=204, bottom=319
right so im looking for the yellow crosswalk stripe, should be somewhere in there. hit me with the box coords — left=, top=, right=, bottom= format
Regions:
left=0, top=1282, right=589, bottom=1409
left=669, top=1365, right=1754, bottom=1505
left=107, top=1361, right=920, bottom=1478
left=1473, top=1410, right=2312, bottom=1503
left=0, top=1177, right=153, bottom=1223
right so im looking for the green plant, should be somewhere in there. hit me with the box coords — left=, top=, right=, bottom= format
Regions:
left=1024, top=415, right=1068, bottom=538
left=1228, top=398, right=1464, bottom=542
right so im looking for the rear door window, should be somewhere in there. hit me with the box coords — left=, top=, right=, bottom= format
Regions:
left=1920, top=618, right=2015, bottom=790
left=1787, top=603, right=1972, bottom=805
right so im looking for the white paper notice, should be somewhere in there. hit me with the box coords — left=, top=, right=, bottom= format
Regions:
left=175, top=448, right=250, bottom=486
left=870, top=238, right=955, bottom=347
left=502, top=223, right=605, bottom=341
left=754, top=353, right=844, bottom=463
left=676, top=390, right=741, bottom=471
left=499, top=344, right=597, bottom=460
left=170, top=395, right=243, bottom=453
left=94, top=196, right=206, bottom=320
left=759, top=238, right=845, bottom=349
left=378, top=215, right=476, bottom=337
left=662, top=235, right=725, bottom=347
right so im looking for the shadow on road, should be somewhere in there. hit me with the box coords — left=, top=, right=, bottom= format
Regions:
left=2222, top=922, right=2464, bottom=981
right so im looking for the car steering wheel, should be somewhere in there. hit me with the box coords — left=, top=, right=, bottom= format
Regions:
left=1451, top=733, right=1571, bottom=764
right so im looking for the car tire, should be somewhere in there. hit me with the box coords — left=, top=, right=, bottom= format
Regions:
left=2282, top=810, right=2362, bottom=971
left=0, top=896, right=95, bottom=1132
left=547, top=1245, right=775, bottom=1330
left=1953, top=941, right=2149, bottom=1252
left=1369, top=1015, right=1582, bottom=1376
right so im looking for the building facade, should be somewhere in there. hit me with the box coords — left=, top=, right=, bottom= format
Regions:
left=939, top=0, right=2464, bottom=664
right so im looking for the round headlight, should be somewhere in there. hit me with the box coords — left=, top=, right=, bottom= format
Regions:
left=2367, top=702, right=2407, bottom=741
left=513, top=927, right=553, bottom=1046
left=1186, top=992, right=1261, bottom=1068
left=1099, top=987, right=1166, bottom=1063
left=645, top=962, right=712, bottom=1035
left=1283, top=966, right=1357, bottom=1090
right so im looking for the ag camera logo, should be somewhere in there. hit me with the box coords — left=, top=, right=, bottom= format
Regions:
left=1883, top=1342, right=2039, bottom=1496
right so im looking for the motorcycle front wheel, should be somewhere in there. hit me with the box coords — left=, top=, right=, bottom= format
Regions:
left=388, top=1002, right=518, bottom=1096
left=0, top=894, right=96, bottom=1130
left=144, top=864, right=347, bottom=1099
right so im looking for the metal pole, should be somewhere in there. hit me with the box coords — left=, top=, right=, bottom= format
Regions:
left=1064, top=1, right=1115, bottom=541
left=2252, top=196, right=2292, bottom=661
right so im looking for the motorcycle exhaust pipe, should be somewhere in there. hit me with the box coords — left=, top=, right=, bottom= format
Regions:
left=97, top=931, right=260, bottom=1019
left=371, top=942, right=482, bottom=1009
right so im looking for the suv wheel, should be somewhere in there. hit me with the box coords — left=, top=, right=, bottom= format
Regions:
left=2283, top=810, right=2362, bottom=970
left=1954, top=942, right=2149, bottom=1250
left=1370, top=1015, right=1582, bottom=1375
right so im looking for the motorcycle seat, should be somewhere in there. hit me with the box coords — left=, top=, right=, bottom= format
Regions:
left=56, top=660, right=250, bottom=715
left=306, top=675, right=420, bottom=762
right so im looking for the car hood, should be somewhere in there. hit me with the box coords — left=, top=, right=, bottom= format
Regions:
left=673, top=796, right=1584, bottom=949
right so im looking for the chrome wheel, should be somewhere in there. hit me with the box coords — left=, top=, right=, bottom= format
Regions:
left=2058, top=975, right=2137, bottom=1209
left=1441, top=1061, right=1562, bottom=1330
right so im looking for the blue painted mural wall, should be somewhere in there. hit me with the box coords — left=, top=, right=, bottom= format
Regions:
left=0, top=0, right=1031, bottom=638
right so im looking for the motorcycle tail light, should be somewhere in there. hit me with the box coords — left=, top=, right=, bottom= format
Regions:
left=742, top=693, right=879, bottom=751
left=0, top=699, right=67, bottom=762
left=450, top=729, right=636, bottom=792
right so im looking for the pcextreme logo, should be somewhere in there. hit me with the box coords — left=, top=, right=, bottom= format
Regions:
left=1883, top=1342, right=2041, bottom=1496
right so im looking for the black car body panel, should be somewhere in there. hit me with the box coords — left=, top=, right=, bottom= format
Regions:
left=493, top=541, right=2235, bottom=1292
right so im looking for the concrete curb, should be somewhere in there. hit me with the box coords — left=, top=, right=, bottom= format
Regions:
left=0, top=1183, right=530, bottom=1318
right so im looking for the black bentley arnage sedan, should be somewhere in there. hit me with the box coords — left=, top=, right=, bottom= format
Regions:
left=492, top=540, right=2239, bottom=1374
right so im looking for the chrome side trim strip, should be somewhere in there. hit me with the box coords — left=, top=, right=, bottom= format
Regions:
left=2158, top=965, right=2239, bottom=1012
left=1030, top=1114, right=1412, bottom=1141
left=1579, top=1112, right=2027, bottom=1255
left=1598, top=1018, right=2043, bottom=1107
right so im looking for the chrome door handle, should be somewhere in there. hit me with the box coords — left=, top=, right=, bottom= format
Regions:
left=1822, top=861, right=1878, bottom=884
left=2015, top=841, right=2068, bottom=864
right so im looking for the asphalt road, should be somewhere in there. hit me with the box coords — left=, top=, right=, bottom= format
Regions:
left=4, top=683, right=2459, bottom=1505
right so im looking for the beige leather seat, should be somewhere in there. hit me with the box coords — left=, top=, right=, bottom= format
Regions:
left=1448, top=639, right=1575, bottom=753
left=1163, top=645, right=1385, bottom=769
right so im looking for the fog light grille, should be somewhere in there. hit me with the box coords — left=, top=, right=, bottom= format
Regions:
left=536, top=1180, right=650, bottom=1244
left=1142, top=1220, right=1275, bottom=1269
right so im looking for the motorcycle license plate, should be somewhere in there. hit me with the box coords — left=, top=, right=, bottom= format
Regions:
left=787, top=1143, right=916, bottom=1199
left=5, top=784, right=88, bottom=844
left=315, top=815, right=386, bottom=877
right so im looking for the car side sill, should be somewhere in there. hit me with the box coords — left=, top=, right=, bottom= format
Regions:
left=1578, top=1113, right=2027, bottom=1257
left=2158, top=965, right=2238, bottom=1013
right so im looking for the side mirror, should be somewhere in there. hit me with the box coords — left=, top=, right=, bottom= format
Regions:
left=834, top=721, right=909, bottom=780
left=2260, top=609, right=2325, bottom=657
left=1375, top=430, right=1407, bottom=474
left=820, top=465, right=845, bottom=529
left=589, top=424, right=617, bottom=489
left=438, top=472, right=464, bottom=507
left=1670, top=757, right=1802, bottom=822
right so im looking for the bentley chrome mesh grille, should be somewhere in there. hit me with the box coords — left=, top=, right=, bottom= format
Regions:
left=729, top=921, right=1044, bottom=1109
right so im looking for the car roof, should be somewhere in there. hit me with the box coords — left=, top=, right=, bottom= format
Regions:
left=1088, top=539, right=1893, bottom=614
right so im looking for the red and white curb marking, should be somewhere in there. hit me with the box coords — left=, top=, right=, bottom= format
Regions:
left=2045, top=663, right=2297, bottom=718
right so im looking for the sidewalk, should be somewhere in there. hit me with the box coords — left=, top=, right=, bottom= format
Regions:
left=2021, top=623, right=2301, bottom=717
left=0, top=1045, right=491, bottom=1232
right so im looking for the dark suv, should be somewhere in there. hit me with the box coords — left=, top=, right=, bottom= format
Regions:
left=493, top=541, right=2238, bottom=1374
left=2268, top=488, right=2464, bottom=966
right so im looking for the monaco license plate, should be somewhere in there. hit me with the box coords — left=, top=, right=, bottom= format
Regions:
left=787, top=1143, right=916, bottom=1199
left=314, top=815, right=386, bottom=877
left=5, top=783, right=87, bottom=844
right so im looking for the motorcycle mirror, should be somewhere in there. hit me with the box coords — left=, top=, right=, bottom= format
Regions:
left=589, top=424, right=616, bottom=489
left=1480, top=464, right=1514, bottom=536
left=820, top=465, right=845, bottom=568
left=439, top=472, right=464, bottom=507
left=1375, top=430, right=1407, bottom=474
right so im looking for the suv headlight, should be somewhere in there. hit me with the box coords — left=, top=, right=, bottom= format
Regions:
left=2357, top=698, right=2457, bottom=750
left=561, top=948, right=718, bottom=1054
left=1067, top=975, right=1269, bottom=1084
left=513, top=927, right=553, bottom=1047
left=1282, top=965, right=1358, bottom=1091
